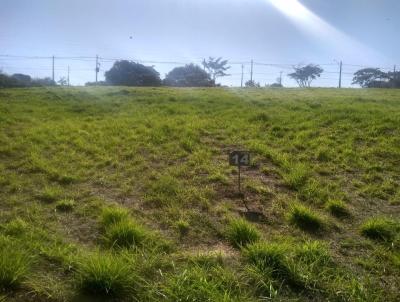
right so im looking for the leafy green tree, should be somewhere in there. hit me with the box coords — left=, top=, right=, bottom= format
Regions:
left=202, top=57, right=230, bottom=82
left=352, top=68, right=387, bottom=88
left=164, top=64, right=214, bottom=87
left=288, top=64, right=323, bottom=88
left=105, top=60, right=161, bottom=86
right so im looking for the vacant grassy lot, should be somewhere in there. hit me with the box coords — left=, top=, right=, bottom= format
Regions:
left=0, top=87, right=399, bottom=301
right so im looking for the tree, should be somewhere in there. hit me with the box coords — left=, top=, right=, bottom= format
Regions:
left=31, top=77, right=56, bottom=86
left=352, top=68, right=387, bottom=88
left=202, top=57, right=230, bottom=82
left=58, top=77, right=67, bottom=86
left=245, top=80, right=260, bottom=88
left=288, top=64, right=323, bottom=88
left=387, top=71, right=400, bottom=88
left=164, top=64, right=214, bottom=87
left=12, top=73, right=31, bottom=86
left=0, top=73, right=19, bottom=88
left=105, top=60, right=161, bottom=86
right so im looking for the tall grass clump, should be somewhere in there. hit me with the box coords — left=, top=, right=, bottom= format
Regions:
left=226, top=218, right=261, bottom=248
left=36, top=186, right=62, bottom=203
left=244, top=242, right=302, bottom=288
left=0, top=235, right=32, bottom=290
left=295, top=241, right=331, bottom=266
left=288, top=204, right=325, bottom=232
left=76, top=251, right=138, bottom=298
left=360, top=217, right=399, bottom=242
left=55, top=199, right=75, bottom=212
left=325, top=200, right=350, bottom=218
left=282, top=163, right=309, bottom=190
left=159, top=264, right=249, bottom=302
left=105, top=220, right=148, bottom=249
left=100, top=206, right=129, bottom=228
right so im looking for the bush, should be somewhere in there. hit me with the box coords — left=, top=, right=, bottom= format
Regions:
left=0, top=235, right=31, bottom=290
left=105, top=220, right=148, bottom=249
left=360, top=217, right=399, bottom=242
left=288, top=204, right=324, bottom=232
left=76, top=251, right=137, bottom=297
left=100, top=207, right=129, bottom=227
left=325, top=200, right=350, bottom=218
left=226, top=218, right=261, bottom=248
left=55, top=199, right=75, bottom=212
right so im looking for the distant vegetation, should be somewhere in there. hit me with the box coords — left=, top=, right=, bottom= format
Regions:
left=1, top=58, right=400, bottom=88
left=163, top=64, right=214, bottom=87
left=352, top=68, right=400, bottom=88
left=0, top=72, right=56, bottom=88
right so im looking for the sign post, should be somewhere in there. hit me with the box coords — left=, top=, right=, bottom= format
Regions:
left=229, top=151, right=250, bottom=194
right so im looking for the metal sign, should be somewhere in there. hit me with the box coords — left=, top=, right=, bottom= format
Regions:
left=229, top=151, right=250, bottom=195
left=229, top=151, right=250, bottom=167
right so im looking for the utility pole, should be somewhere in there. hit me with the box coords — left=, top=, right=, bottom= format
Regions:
left=95, top=55, right=100, bottom=84
left=241, top=64, right=244, bottom=88
left=250, top=60, right=253, bottom=83
left=279, top=71, right=283, bottom=86
left=52, top=56, right=55, bottom=82
left=67, top=66, right=70, bottom=86
left=338, top=60, right=342, bottom=88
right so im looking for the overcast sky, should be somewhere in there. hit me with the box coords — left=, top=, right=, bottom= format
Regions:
left=1, top=0, right=398, bottom=86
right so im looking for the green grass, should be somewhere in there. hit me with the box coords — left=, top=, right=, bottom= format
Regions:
left=325, top=199, right=350, bottom=218
left=226, top=218, right=261, bottom=248
left=76, top=251, right=138, bottom=298
left=0, top=235, right=32, bottom=290
left=105, top=220, right=149, bottom=249
left=55, top=199, right=75, bottom=212
left=288, top=203, right=325, bottom=232
left=175, top=219, right=190, bottom=236
left=36, top=186, right=62, bottom=203
left=100, top=206, right=129, bottom=227
left=1, top=87, right=400, bottom=301
left=360, top=217, right=400, bottom=242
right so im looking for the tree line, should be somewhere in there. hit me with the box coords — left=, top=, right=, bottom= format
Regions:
left=1, top=58, right=399, bottom=88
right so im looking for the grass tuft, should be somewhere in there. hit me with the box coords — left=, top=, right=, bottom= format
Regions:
left=288, top=204, right=325, bottom=232
left=0, top=235, right=32, bottom=290
left=76, top=251, right=138, bottom=297
left=4, top=218, right=28, bottom=237
left=105, top=220, right=148, bottom=249
left=226, top=218, right=261, bottom=248
left=360, top=217, right=399, bottom=242
left=160, top=264, right=248, bottom=301
left=244, top=242, right=302, bottom=287
left=325, top=199, right=350, bottom=218
left=100, top=206, right=129, bottom=227
left=36, top=186, right=62, bottom=203
left=295, top=241, right=331, bottom=266
left=55, top=199, right=75, bottom=212
left=175, top=219, right=190, bottom=237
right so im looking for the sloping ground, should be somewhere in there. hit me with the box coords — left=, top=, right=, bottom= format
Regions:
left=0, top=87, right=399, bottom=301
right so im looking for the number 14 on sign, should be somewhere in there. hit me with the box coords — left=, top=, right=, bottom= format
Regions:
left=229, top=151, right=250, bottom=194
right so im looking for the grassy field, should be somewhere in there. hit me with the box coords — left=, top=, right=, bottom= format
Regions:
left=0, top=87, right=399, bottom=301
